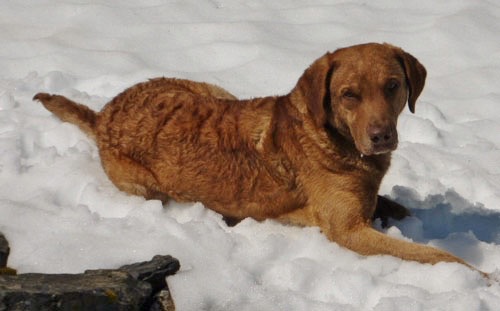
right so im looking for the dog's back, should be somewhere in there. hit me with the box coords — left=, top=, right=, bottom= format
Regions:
left=35, top=78, right=306, bottom=221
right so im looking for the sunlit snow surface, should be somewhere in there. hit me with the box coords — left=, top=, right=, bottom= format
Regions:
left=1, top=1, right=500, bottom=310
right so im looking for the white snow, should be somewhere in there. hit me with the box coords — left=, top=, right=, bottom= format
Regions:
left=1, top=1, right=500, bottom=310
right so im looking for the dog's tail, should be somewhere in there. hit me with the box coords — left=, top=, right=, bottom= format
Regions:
left=33, top=93, right=97, bottom=140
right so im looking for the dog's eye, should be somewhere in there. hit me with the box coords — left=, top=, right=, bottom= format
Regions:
left=342, top=90, right=358, bottom=99
left=385, top=80, right=400, bottom=94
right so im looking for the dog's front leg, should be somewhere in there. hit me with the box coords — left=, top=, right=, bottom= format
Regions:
left=333, top=224, right=469, bottom=266
left=373, top=195, right=410, bottom=227
left=317, top=199, right=487, bottom=276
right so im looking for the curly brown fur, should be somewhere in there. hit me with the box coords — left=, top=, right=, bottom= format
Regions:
left=34, top=43, right=485, bottom=275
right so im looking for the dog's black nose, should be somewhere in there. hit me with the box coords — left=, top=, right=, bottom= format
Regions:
left=369, top=126, right=392, bottom=143
left=368, top=124, right=397, bottom=152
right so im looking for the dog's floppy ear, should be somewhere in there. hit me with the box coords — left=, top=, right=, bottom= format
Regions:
left=391, top=46, right=427, bottom=113
left=293, top=53, right=336, bottom=127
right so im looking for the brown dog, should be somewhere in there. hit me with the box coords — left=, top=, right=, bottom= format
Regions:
left=34, top=43, right=480, bottom=273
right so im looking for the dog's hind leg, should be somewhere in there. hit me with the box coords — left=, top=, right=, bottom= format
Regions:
left=99, top=149, right=169, bottom=203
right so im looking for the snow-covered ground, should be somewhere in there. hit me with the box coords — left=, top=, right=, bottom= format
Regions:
left=1, top=1, right=500, bottom=310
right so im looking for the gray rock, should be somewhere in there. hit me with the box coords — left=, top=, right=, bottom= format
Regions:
left=0, top=270, right=150, bottom=310
left=0, top=254, right=180, bottom=311
left=0, top=233, right=9, bottom=268
left=120, top=255, right=180, bottom=294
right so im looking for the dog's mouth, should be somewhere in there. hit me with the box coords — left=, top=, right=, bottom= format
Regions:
left=354, top=123, right=399, bottom=156
left=356, top=136, right=398, bottom=156
left=369, top=142, right=398, bottom=155
left=336, top=121, right=399, bottom=156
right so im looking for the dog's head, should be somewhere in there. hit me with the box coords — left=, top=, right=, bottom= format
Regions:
left=295, top=43, right=426, bottom=156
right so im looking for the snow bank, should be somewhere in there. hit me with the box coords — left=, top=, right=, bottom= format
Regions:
left=1, top=1, right=500, bottom=310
